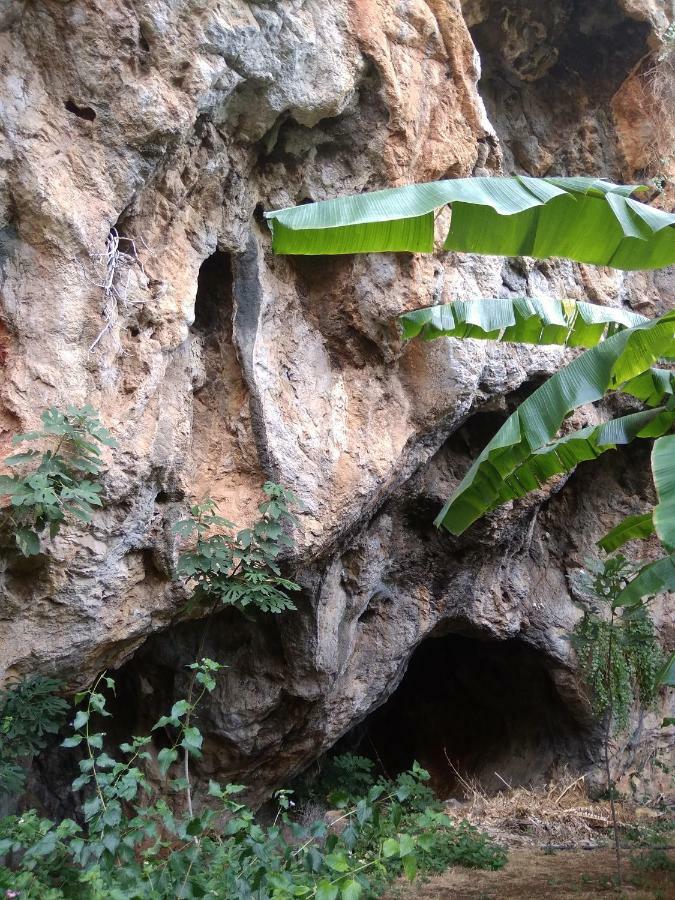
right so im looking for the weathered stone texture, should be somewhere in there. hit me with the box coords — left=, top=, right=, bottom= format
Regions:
left=0, top=0, right=672, bottom=801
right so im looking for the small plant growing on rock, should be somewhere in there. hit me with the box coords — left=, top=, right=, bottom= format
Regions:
left=0, top=405, right=115, bottom=556
left=572, top=556, right=664, bottom=733
left=173, top=482, right=301, bottom=614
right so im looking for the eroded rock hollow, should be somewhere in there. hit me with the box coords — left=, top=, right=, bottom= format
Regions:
left=0, top=0, right=673, bottom=806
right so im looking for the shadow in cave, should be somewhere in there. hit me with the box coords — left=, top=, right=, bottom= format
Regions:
left=468, top=0, right=651, bottom=178
left=193, top=248, right=233, bottom=338
left=334, top=633, right=592, bottom=798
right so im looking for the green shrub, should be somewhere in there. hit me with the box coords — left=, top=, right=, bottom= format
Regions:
left=173, top=483, right=301, bottom=614
left=0, top=677, right=69, bottom=796
left=572, top=556, right=665, bottom=732
left=631, top=848, right=675, bottom=874
left=0, top=405, right=115, bottom=556
left=0, top=674, right=506, bottom=898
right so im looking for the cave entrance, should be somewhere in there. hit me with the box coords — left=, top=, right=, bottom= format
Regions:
left=194, top=248, right=233, bottom=338
left=335, top=632, right=591, bottom=798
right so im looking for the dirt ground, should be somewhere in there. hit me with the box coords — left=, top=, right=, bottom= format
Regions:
left=386, top=847, right=675, bottom=899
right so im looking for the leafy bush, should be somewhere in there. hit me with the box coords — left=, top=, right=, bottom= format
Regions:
left=173, top=483, right=301, bottom=614
left=311, top=754, right=377, bottom=805
left=0, top=675, right=506, bottom=898
left=630, top=848, right=675, bottom=874
left=0, top=405, right=115, bottom=556
left=0, top=677, right=69, bottom=796
left=572, top=556, right=664, bottom=732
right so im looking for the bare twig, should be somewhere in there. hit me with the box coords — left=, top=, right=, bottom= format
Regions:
left=494, top=771, right=513, bottom=792
left=554, top=774, right=585, bottom=807
left=89, top=227, right=153, bottom=351
left=443, top=747, right=476, bottom=798
left=605, top=607, right=622, bottom=887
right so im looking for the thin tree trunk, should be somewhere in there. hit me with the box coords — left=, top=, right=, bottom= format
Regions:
left=605, top=610, right=622, bottom=887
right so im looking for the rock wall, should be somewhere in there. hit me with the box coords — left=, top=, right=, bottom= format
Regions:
left=1, top=0, right=673, bottom=803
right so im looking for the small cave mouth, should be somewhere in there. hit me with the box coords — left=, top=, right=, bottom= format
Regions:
left=193, top=248, right=233, bottom=336
left=64, top=99, right=96, bottom=121
left=333, top=632, right=591, bottom=798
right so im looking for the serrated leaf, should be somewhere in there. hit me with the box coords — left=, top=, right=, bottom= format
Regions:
left=398, top=834, right=415, bottom=857
left=315, top=879, right=339, bottom=900
left=170, top=699, right=190, bottom=720
left=15, top=527, right=40, bottom=556
left=382, top=837, right=399, bottom=858
left=325, top=852, right=351, bottom=873
left=340, top=879, right=362, bottom=900
left=181, top=726, right=203, bottom=755
left=157, top=747, right=179, bottom=775
left=73, top=710, right=89, bottom=730
left=83, top=796, right=102, bottom=821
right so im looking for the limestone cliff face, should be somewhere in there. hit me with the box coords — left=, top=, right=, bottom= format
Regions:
left=0, top=0, right=673, bottom=803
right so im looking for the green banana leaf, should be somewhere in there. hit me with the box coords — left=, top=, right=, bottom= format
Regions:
left=652, top=434, right=675, bottom=551
left=598, top=513, right=655, bottom=553
left=454, top=407, right=672, bottom=526
left=436, top=310, right=675, bottom=534
left=613, top=553, right=675, bottom=607
left=399, top=298, right=647, bottom=348
left=621, top=368, right=675, bottom=406
left=266, top=176, right=675, bottom=270
left=595, top=410, right=675, bottom=554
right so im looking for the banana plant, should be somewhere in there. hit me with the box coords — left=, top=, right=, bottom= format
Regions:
left=266, top=176, right=675, bottom=610
left=266, top=176, right=675, bottom=269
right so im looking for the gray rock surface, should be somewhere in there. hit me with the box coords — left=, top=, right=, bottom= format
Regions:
left=0, top=0, right=672, bottom=803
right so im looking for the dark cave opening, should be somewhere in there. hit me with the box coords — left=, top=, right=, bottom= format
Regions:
left=333, top=632, right=592, bottom=798
left=193, top=248, right=233, bottom=337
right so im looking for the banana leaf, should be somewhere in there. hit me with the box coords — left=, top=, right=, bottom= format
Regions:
left=621, top=368, right=675, bottom=406
left=598, top=513, right=655, bottom=553
left=652, top=434, right=675, bottom=551
left=613, top=553, right=675, bottom=607
left=436, top=310, right=675, bottom=534
left=399, top=298, right=647, bottom=348
left=451, top=407, right=673, bottom=528
left=266, top=176, right=675, bottom=270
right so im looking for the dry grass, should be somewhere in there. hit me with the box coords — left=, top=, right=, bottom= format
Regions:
left=441, top=758, right=665, bottom=849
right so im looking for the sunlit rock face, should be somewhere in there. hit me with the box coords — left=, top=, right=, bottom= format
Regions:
left=0, top=0, right=672, bottom=804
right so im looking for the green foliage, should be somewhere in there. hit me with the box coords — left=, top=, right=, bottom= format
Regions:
left=313, top=754, right=378, bottom=805
left=173, top=482, right=301, bottom=614
left=0, top=677, right=69, bottom=796
left=0, top=678, right=506, bottom=898
left=429, top=309, right=675, bottom=536
left=0, top=405, right=116, bottom=556
left=572, top=557, right=665, bottom=732
left=651, top=433, right=675, bottom=551
left=265, top=176, right=675, bottom=270
left=400, top=297, right=648, bottom=348
left=630, top=848, right=675, bottom=874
